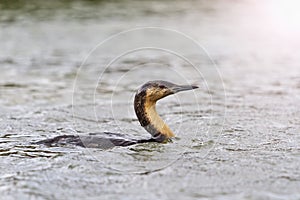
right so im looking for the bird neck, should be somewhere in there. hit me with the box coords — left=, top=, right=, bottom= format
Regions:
left=144, top=100, right=175, bottom=139
left=134, top=91, right=175, bottom=142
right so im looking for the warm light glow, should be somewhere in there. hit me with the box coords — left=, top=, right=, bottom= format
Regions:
left=267, top=0, right=300, bottom=31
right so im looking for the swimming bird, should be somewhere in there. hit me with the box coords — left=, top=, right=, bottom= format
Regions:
left=36, top=80, right=198, bottom=149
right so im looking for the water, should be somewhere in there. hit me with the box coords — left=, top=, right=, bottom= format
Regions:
left=1, top=0, right=300, bottom=199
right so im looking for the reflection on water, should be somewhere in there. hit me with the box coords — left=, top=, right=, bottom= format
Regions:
left=0, top=0, right=300, bottom=199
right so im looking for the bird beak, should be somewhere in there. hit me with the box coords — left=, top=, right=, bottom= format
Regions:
left=170, top=84, right=199, bottom=93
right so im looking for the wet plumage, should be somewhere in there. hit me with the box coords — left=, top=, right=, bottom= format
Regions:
left=36, top=80, right=198, bottom=149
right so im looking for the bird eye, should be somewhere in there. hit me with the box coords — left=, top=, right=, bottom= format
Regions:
left=159, top=85, right=166, bottom=89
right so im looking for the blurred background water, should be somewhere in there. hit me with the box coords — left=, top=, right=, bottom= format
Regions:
left=0, top=0, right=299, bottom=199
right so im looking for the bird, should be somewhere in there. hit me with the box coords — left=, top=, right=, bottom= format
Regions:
left=35, top=80, right=198, bottom=149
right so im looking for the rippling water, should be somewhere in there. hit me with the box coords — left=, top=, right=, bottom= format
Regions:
left=0, top=0, right=300, bottom=199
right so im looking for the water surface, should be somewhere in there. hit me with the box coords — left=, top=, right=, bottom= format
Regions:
left=0, top=0, right=299, bottom=199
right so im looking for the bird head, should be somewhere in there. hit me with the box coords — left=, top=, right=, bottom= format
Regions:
left=138, top=80, right=198, bottom=102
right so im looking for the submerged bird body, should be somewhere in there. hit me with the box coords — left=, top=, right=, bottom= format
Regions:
left=36, top=80, right=198, bottom=148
